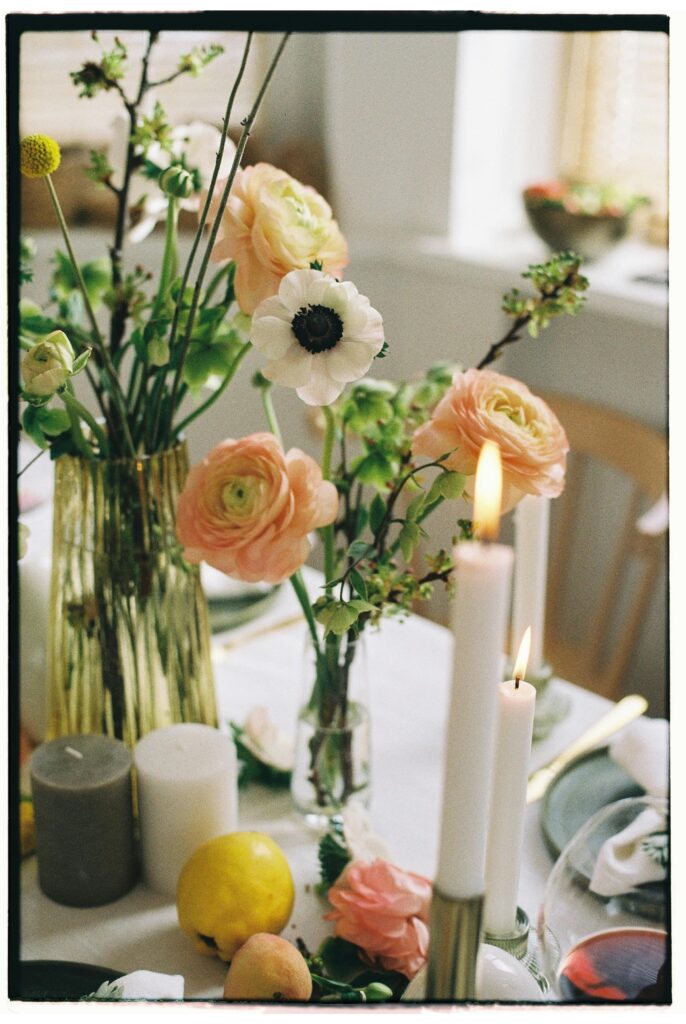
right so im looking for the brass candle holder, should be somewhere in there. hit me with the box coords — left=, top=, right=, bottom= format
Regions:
left=425, top=887, right=485, bottom=1001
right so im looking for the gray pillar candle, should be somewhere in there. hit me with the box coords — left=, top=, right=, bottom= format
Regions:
left=30, top=734, right=137, bottom=907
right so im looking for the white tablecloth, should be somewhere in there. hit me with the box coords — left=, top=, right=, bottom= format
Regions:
left=20, top=568, right=612, bottom=999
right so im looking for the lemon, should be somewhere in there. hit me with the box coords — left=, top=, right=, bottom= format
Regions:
left=176, top=832, right=295, bottom=961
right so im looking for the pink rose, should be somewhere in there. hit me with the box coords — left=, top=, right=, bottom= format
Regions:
left=412, top=368, right=568, bottom=512
left=176, top=432, right=338, bottom=584
left=206, top=163, right=349, bottom=314
left=325, top=859, right=432, bottom=979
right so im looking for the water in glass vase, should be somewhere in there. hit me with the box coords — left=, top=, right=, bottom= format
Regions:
left=291, top=631, right=371, bottom=827
left=557, top=927, right=668, bottom=1003
left=292, top=701, right=371, bottom=827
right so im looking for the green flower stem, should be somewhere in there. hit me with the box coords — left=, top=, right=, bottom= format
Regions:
left=62, top=384, right=96, bottom=459
left=61, top=388, right=109, bottom=455
left=261, top=385, right=282, bottom=444
left=290, top=570, right=321, bottom=654
left=171, top=341, right=251, bottom=440
left=202, top=262, right=234, bottom=308
left=321, top=405, right=337, bottom=595
left=152, top=197, right=178, bottom=319
left=154, top=32, right=254, bottom=450
left=163, top=31, right=290, bottom=450
left=44, top=174, right=135, bottom=457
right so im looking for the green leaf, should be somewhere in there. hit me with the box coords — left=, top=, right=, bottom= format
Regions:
left=398, top=521, right=420, bottom=562
left=427, top=470, right=466, bottom=504
left=406, top=492, right=426, bottom=522
left=21, top=406, right=48, bottom=449
left=327, top=603, right=360, bottom=636
left=369, top=493, right=386, bottom=534
left=318, top=831, right=351, bottom=889
left=349, top=569, right=368, bottom=600
left=352, top=449, right=400, bottom=489
left=71, top=349, right=92, bottom=376
left=20, top=314, right=58, bottom=336
left=36, top=406, right=70, bottom=437
left=347, top=540, right=373, bottom=563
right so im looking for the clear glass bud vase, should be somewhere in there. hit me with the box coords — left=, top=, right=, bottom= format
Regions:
left=47, top=442, right=217, bottom=748
left=291, top=630, right=371, bottom=827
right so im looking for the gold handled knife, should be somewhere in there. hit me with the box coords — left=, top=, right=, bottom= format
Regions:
left=526, top=694, right=648, bottom=804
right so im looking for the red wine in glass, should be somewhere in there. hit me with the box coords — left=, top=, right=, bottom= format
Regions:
left=558, top=927, right=668, bottom=1003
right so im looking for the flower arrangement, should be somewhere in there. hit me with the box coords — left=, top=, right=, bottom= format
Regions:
left=17, top=30, right=587, bottom=764
left=176, top=248, right=587, bottom=815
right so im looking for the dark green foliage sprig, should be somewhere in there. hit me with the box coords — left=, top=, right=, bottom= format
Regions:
left=318, top=820, right=351, bottom=888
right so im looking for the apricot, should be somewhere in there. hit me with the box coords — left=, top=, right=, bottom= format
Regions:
left=223, top=933, right=312, bottom=1002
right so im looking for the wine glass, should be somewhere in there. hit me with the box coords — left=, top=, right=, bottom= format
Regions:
left=537, top=796, right=668, bottom=1003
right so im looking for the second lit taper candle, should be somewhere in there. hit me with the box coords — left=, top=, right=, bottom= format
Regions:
left=435, top=441, right=514, bottom=899
left=484, top=628, right=536, bottom=936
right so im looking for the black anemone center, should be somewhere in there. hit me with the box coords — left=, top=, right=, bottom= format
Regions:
left=291, top=304, right=344, bottom=354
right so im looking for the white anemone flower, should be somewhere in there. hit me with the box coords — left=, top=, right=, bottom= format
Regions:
left=108, top=113, right=236, bottom=243
left=250, top=269, right=385, bottom=406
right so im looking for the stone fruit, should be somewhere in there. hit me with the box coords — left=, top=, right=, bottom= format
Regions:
left=176, top=832, right=295, bottom=961
left=223, top=933, right=312, bottom=1001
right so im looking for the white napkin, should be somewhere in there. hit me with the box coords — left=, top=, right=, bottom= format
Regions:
left=589, top=806, right=667, bottom=897
left=609, top=716, right=668, bottom=797
left=91, top=970, right=185, bottom=1000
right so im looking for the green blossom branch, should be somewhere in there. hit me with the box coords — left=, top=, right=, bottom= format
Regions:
left=476, top=251, right=588, bottom=370
left=163, top=32, right=290, bottom=449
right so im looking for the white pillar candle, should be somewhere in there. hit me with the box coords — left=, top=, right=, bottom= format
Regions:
left=484, top=677, right=536, bottom=935
left=135, top=723, right=238, bottom=897
left=512, top=495, right=550, bottom=674
left=435, top=540, right=514, bottom=899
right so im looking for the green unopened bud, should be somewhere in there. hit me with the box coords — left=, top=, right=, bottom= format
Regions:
left=21, top=330, right=74, bottom=397
left=159, top=164, right=194, bottom=199
left=361, top=982, right=393, bottom=1002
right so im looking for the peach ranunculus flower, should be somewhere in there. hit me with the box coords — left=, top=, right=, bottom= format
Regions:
left=325, top=859, right=432, bottom=980
left=205, top=163, right=349, bottom=314
left=176, top=432, right=338, bottom=585
left=412, top=368, right=569, bottom=512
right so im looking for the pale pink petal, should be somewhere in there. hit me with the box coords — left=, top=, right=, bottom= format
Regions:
left=323, top=340, right=376, bottom=383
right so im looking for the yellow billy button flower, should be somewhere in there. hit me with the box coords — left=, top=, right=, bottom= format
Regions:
left=20, top=134, right=61, bottom=179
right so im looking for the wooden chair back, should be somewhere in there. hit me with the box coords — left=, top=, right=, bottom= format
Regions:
left=540, top=391, right=667, bottom=701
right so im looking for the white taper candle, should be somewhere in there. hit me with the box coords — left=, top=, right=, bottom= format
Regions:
left=484, top=676, right=536, bottom=935
left=512, top=495, right=550, bottom=673
left=435, top=540, right=514, bottom=899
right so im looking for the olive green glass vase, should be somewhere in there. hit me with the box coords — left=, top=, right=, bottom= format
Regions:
left=47, top=442, right=217, bottom=748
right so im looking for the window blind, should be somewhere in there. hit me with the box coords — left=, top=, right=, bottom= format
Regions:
left=558, top=31, right=668, bottom=215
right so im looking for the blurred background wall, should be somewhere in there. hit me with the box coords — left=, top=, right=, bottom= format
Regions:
left=19, top=26, right=668, bottom=712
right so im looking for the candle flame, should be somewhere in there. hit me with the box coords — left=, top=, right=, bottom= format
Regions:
left=514, top=627, right=531, bottom=682
left=473, top=441, right=502, bottom=541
